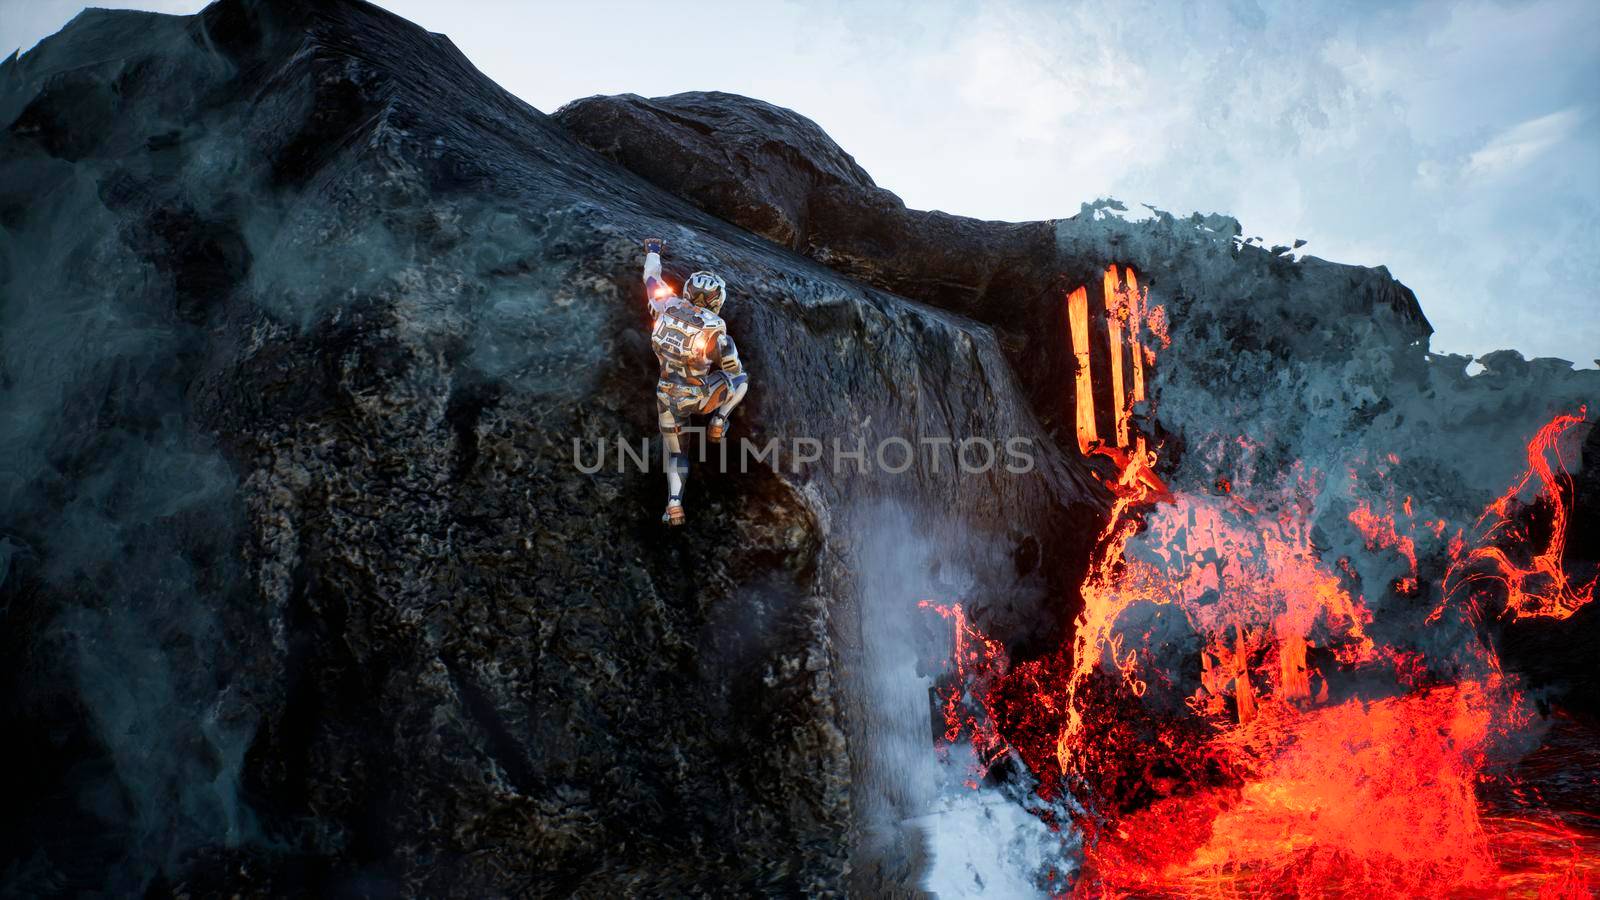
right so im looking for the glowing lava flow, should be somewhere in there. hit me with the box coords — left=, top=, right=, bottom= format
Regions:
left=1068, top=284, right=1097, bottom=455
left=1104, top=267, right=1129, bottom=449
left=1441, top=408, right=1596, bottom=623
left=925, top=268, right=1597, bottom=897
left=919, top=600, right=1011, bottom=775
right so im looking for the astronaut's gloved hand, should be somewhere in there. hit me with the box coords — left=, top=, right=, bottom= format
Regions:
left=643, top=238, right=665, bottom=255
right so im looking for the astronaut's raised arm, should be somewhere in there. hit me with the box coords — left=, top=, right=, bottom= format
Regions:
left=642, top=238, right=671, bottom=317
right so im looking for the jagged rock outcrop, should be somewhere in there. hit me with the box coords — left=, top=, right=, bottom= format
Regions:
left=2, top=1, right=1595, bottom=897
left=554, top=91, right=1082, bottom=330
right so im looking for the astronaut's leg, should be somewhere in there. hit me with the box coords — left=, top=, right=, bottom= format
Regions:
left=706, top=335, right=749, bottom=443
left=705, top=374, right=748, bottom=443
left=658, top=394, right=688, bottom=526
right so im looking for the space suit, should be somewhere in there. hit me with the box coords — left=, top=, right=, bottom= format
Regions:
left=642, top=238, right=749, bottom=526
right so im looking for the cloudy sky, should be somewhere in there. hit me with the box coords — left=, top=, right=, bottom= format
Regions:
left=6, top=0, right=1597, bottom=364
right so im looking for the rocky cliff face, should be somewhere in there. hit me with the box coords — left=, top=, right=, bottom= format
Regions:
left=0, top=2, right=1087, bottom=895
left=1, top=1, right=1595, bottom=897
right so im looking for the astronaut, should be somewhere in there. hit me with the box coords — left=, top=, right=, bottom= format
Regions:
left=641, top=238, right=749, bottom=526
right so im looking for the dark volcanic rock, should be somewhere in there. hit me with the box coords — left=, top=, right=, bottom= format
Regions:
left=555, top=91, right=1072, bottom=330
left=0, top=1, right=1089, bottom=895
left=552, top=90, right=880, bottom=254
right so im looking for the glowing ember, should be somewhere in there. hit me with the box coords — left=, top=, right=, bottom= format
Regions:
left=924, top=270, right=1597, bottom=897
left=1349, top=493, right=1420, bottom=595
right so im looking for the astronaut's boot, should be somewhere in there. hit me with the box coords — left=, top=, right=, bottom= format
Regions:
left=663, top=494, right=685, bottom=526
left=707, top=413, right=729, bottom=443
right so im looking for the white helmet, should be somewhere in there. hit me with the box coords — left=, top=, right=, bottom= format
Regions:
left=683, top=271, right=727, bottom=314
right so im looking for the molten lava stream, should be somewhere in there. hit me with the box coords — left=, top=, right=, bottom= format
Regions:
left=1068, top=284, right=1098, bottom=455
left=925, top=272, right=1598, bottom=898
left=1440, top=407, right=1596, bottom=623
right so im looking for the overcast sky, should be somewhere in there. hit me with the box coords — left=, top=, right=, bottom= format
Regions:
left=5, top=0, right=1597, bottom=365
